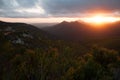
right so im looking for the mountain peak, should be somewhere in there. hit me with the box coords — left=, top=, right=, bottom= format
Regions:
left=60, top=21, right=69, bottom=24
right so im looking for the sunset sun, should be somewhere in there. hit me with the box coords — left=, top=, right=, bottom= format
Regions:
left=81, top=14, right=120, bottom=25
left=88, top=15, right=111, bottom=24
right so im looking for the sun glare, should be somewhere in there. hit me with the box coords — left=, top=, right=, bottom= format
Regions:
left=81, top=14, right=120, bottom=25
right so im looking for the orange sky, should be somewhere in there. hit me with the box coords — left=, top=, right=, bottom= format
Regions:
left=0, top=11, right=120, bottom=23
left=0, top=17, right=80, bottom=23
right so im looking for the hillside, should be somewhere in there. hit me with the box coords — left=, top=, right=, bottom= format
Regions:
left=0, top=21, right=53, bottom=48
left=0, top=21, right=120, bottom=80
left=42, top=21, right=120, bottom=41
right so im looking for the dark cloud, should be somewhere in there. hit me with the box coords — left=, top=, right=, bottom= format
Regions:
left=16, top=0, right=37, bottom=8
left=0, top=0, right=4, bottom=8
left=40, top=0, right=120, bottom=16
left=0, top=0, right=120, bottom=18
left=0, top=0, right=19, bottom=9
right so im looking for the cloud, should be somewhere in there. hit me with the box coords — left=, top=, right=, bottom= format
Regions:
left=16, top=0, right=36, bottom=8
left=40, top=0, right=120, bottom=17
left=0, top=0, right=120, bottom=18
left=0, top=0, right=46, bottom=18
left=0, top=0, right=4, bottom=8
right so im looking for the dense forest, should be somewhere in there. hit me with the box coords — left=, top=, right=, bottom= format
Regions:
left=0, top=21, right=120, bottom=80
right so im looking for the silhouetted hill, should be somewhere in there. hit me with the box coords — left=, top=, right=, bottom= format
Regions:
left=0, top=21, right=53, bottom=48
left=0, top=21, right=48, bottom=36
left=32, top=23, right=57, bottom=28
left=42, top=21, right=120, bottom=41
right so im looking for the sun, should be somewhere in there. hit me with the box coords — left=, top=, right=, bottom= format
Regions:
left=89, top=15, right=106, bottom=24
left=81, top=14, right=120, bottom=25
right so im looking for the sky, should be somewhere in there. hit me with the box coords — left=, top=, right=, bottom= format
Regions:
left=0, top=0, right=120, bottom=23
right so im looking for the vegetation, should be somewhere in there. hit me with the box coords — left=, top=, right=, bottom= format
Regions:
left=0, top=31, right=120, bottom=80
left=0, top=21, right=120, bottom=80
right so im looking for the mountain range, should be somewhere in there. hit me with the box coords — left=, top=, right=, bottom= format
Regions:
left=1, top=20, right=120, bottom=50
left=42, top=21, right=120, bottom=41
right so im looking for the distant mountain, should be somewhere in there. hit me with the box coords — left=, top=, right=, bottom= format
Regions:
left=32, top=23, right=57, bottom=28
left=0, top=21, right=53, bottom=48
left=42, top=21, right=120, bottom=41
